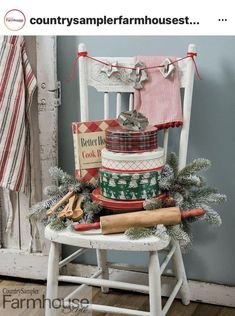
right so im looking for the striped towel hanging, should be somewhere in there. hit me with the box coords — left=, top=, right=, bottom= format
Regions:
left=0, top=36, right=37, bottom=192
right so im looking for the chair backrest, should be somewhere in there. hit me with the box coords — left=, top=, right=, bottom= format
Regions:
left=78, top=43, right=196, bottom=169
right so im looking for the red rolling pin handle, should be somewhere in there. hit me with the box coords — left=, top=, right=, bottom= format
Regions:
left=74, top=221, right=100, bottom=231
left=181, top=208, right=205, bottom=219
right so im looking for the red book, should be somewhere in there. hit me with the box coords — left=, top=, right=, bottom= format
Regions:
left=72, top=119, right=119, bottom=183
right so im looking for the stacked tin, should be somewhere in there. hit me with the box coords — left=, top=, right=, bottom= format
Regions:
left=105, top=126, right=158, bottom=153
left=99, top=125, right=164, bottom=201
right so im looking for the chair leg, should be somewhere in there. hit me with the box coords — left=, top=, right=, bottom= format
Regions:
left=172, top=241, right=190, bottom=305
left=148, top=251, right=162, bottom=316
left=96, top=249, right=109, bottom=293
left=45, top=242, right=60, bottom=316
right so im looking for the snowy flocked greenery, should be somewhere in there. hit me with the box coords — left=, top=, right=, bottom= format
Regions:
left=125, top=152, right=226, bottom=248
left=29, top=167, right=102, bottom=230
left=29, top=154, right=226, bottom=248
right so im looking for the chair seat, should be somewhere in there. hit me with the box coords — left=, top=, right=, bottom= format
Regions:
left=45, top=226, right=170, bottom=251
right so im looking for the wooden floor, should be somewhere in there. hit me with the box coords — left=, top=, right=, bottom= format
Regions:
left=0, top=278, right=234, bottom=316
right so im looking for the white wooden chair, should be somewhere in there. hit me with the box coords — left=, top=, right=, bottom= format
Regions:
left=45, top=42, right=196, bottom=316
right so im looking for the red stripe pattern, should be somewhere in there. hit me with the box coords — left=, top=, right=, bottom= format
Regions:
left=0, top=36, right=37, bottom=192
left=105, top=125, right=158, bottom=153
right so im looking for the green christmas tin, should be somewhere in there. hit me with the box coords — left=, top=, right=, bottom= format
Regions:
left=99, top=168, right=161, bottom=200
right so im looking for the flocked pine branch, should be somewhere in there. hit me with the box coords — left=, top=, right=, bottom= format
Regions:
left=126, top=152, right=226, bottom=248
left=82, top=201, right=103, bottom=223
left=49, top=167, right=74, bottom=185
left=143, top=198, right=164, bottom=210
left=172, top=192, right=184, bottom=207
left=159, top=164, right=175, bottom=191
left=178, top=158, right=211, bottom=178
left=125, top=227, right=156, bottom=239
left=192, top=191, right=227, bottom=205
left=200, top=204, right=222, bottom=226
left=167, top=152, right=179, bottom=177
left=177, top=174, right=203, bottom=188
left=166, top=225, right=192, bottom=248
left=47, top=216, right=73, bottom=231
left=29, top=166, right=102, bottom=230
left=28, top=192, right=65, bottom=218
left=43, top=184, right=61, bottom=197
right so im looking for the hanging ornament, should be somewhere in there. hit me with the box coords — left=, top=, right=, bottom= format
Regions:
left=100, top=61, right=120, bottom=78
left=160, top=58, right=176, bottom=79
left=132, top=62, right=148, bottom=90
left=99, top=59, right=148, bottom=90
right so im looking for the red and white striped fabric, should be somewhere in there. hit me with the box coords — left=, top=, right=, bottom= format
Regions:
left=0, top=36, right=37, bottom=192
left=134, top=56, right=183, bottom=129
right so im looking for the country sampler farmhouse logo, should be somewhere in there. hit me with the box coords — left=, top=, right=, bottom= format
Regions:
left=4, top=9, right=26, bottom=31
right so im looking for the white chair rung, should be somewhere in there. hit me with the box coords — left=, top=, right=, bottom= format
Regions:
left=59, top=248, right=87, bottom=268
left=59, top=275, right=149, bottom=294
left=64, top=268, right=102, bottom=301
left=160, top=244, right=177, bottom=275
left=108, top=262, right=148, bottom=273
left=162, top=278, right=183, bottom=316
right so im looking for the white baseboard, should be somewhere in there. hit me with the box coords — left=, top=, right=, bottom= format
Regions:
left=0, top=249, right=48, bottom=280
left=64, top=262, right=235, bottom=308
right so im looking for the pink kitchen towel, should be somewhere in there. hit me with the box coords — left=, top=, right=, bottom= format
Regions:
left=134, top=56, right=183, bottom=129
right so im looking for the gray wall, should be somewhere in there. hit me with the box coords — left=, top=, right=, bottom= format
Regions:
left=57, top=36, right=235, bottom=286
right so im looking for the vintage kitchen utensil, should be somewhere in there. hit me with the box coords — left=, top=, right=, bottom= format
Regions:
left=74, top=207, right=205, bottom=234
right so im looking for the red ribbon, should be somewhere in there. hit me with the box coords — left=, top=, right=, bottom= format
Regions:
left=187, top=52, right=202, bottom=80
left=78, top=51, right=88, bottom=57
left=68, top=50, right=201, bottom=82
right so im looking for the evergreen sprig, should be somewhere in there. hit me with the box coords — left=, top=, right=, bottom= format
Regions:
left=178, top=158, right=211, bottom=178
left=125, top=152, right=226, bottom=248
left=125, top=227, right=156, bottom=239
left=143, top=198, right=164, bottom=210
left=167, top=152, right=179, bottom=177
left=82, top=201, right=103, bottom=223
left=48, top=216, right=73, bottom=231
left=166, top=225, right=192, bottom=248
left=29, top=167, right=102, bottom=230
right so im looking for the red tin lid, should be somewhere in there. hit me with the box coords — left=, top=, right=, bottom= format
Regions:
left=91, top=187, right=166, bottom=212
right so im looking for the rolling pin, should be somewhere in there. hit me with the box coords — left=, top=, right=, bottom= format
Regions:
left=74, top=207, right=205, bottom=234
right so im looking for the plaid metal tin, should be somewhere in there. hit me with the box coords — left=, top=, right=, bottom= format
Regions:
left=105, top=126, right=158, bottom=153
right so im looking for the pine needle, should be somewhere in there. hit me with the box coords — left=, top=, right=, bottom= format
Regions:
left=201, top=204, right=222, bottom=226
left=167, top=225, right=192, bottom=248
left=125, top=227, right=156, bottom=239
left=49, top=217, right=73, bottom=231
left=178, top=158, right=211, bottom=178
left=167, top=152, right=179, bottom=176
left=143, top=199, right=163, bottom=210
left=159, top=164, right=175, bottom=191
